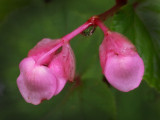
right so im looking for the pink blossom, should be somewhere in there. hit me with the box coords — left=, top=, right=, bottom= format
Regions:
left=49, top=43, right=75, bottom=95
left=17, top=38, right=75, bottom=105
left=99, top=32, right=144, bottom=92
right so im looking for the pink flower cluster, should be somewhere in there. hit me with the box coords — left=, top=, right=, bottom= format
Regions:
left=17, top=17, right=144, bottom=105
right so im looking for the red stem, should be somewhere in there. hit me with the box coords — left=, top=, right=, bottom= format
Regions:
left=62, top=22, right=92, bottom=42
left=37, top=22, right=93, bottom=65
left=95, top=19, right=109, bottom=34
left=37, top=0, right=127, bottom=65
left=37, top=41, right=63, bottom=65
left=98, top=0, right=127, bottom=21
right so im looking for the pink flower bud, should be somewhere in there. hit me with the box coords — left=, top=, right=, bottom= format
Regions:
left=99, top=32, right=144, bottom=92
left=17, top=38, right=75, bottom=105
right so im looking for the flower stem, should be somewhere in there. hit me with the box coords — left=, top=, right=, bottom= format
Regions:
left=37, top=41, right=63, bottom=65
left=95, top=19, right=109, bottom=34
left=98, top=0, right=127, bottom=21
left=37, top=22, right=92, bottom=65
left=37, top=0, right=127, bottom=65
left=62, top=22, right=92, bottom=43
left=62, top=0, right=127, bottom=42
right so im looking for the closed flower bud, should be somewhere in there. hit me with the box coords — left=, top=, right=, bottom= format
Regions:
left=99, top=32, right=144, bottom=92
left=17, top=38, right=75, bottom=105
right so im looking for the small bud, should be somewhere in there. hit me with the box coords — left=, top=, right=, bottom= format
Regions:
left=17, top=38, right=75, bottom=105
left=99, top=32, right=144, bottom=92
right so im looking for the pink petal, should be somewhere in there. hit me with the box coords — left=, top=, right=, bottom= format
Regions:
left=99, top=37, right=108, bottom=72
left=62, top=43, right=75, bottom=81
left=49, top=43, right=75, bottom=95
left=28, top=38, right=60, bottom=64
left=49, top=59, right=67, bottom=95
left=104, top=53, right=144, bottom=92
left=28, top=38, right=59, bottom=56
left=17, top=57, right=57, bottom=105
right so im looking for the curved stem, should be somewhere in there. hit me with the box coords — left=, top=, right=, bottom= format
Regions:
left=95, top=19, right=109, bottom=34
left=36, top=0, right=127, bottom=65
left=98, top=0, right=127, bottom=21
left=37, top=22, right=92, bottom=65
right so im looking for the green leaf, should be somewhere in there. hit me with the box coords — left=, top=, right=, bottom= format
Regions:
left=114, top=81, right=160, bottom=120
left=136, top=0, right=160, bottom=89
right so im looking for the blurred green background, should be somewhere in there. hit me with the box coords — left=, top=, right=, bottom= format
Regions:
left=0, top=0, right=160, bottom=120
